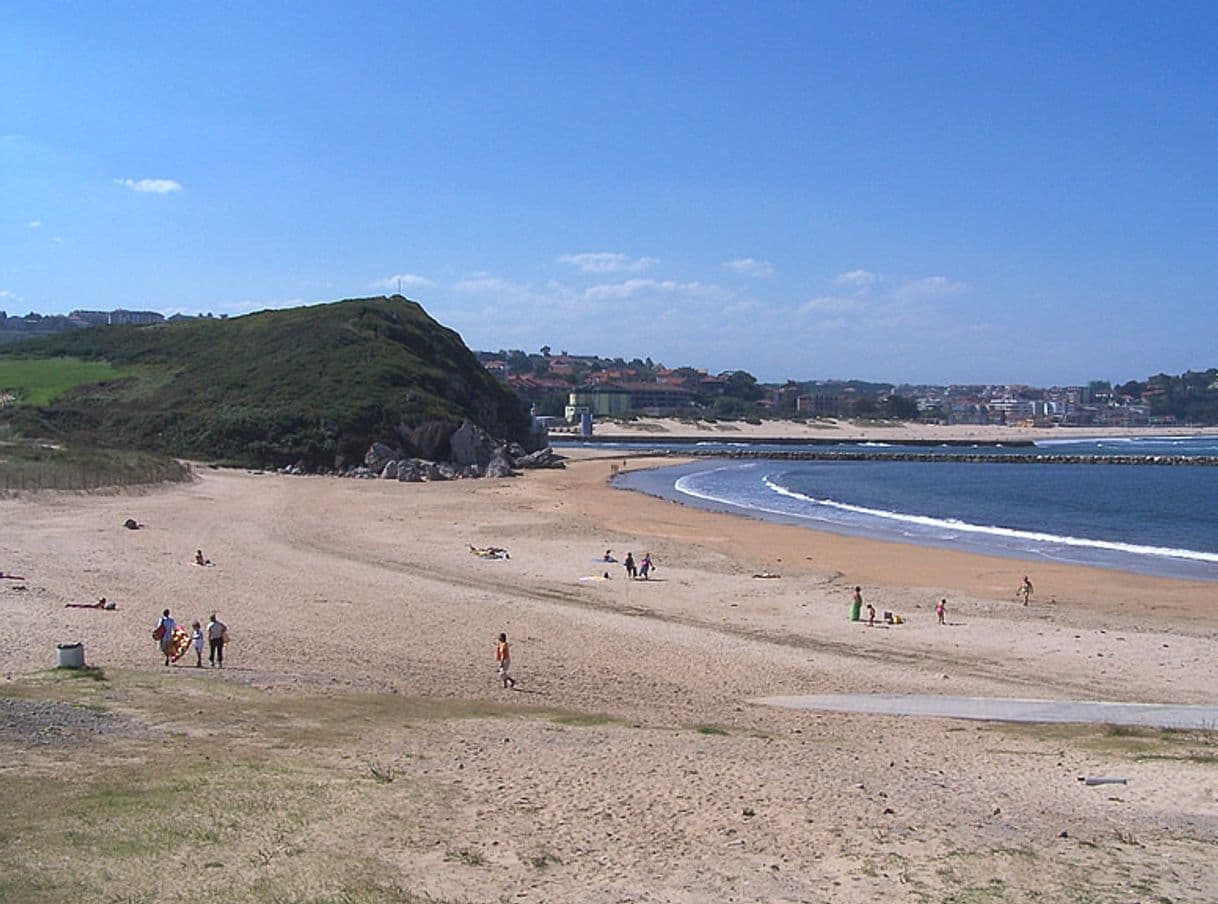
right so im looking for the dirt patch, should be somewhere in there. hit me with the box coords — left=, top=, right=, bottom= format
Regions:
left=0, top=697, right=152, bottom=747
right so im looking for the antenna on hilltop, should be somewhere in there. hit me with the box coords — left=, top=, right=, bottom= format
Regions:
left=397, top=277, right=401, bottom=296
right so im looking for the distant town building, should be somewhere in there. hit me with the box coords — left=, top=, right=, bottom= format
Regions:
left=70, top=309, right=164, bottom=326
left=564, top=383, right=696, bottom=421
left=0, top=307, right=168, bottom=345
left=797, top=393, right=841, bottom=417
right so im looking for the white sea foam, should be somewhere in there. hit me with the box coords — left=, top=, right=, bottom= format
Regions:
left=670, top=468, right=1218, bottom=565
left=758, top=477, right=1218, bottom=564
left=1034, top=435, right=1208, bottom=448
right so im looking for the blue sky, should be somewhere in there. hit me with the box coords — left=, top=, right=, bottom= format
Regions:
left=3, top=2, right=1216, bottom=385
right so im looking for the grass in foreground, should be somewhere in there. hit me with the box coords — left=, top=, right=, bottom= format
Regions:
left=992, top=719, right=1218, bottom=766
left=0, top=439, right=191, bottom=491
left=3, top=669, right=1211, bottom=903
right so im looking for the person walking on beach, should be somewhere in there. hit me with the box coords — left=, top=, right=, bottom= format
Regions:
left=496, top=632, right=516, bottom=689
left=865, top=603, right=876, bottom=627
left=936, top=598, right=947, bottom=625
left=1019, top=576, right=1034, bottom=606
left=190, top=620, right=204, bottom=667
left=624, top=552, right=637, bottom=580
left=206, top=613, right=227, bottom=668
left=155, top=608, right=176, bottom=666
left=639, top=552, right=654, bottom=580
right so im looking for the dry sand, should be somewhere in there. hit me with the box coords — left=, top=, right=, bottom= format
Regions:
left=2, top=449, right=1217, bottom=902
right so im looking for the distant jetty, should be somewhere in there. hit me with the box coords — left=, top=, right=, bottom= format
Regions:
left=554, top=436, right=1218, bottom=466
left=570, top=434, right=1036, bottom=448
left=662, top=449, right=1218, bottom=466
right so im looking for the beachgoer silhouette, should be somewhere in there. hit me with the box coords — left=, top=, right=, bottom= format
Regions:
left=155, top=609, right=176, bottom=665
left=206, top=613, right=228, bottom=667
left=496, top=632, right=516, bottom=688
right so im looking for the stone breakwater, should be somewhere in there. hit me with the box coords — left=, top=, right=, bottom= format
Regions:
left=667, top=450, right=1218, bottom=466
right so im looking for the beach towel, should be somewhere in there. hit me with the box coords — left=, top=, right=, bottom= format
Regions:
left=167, top=626, right=191, bottom=662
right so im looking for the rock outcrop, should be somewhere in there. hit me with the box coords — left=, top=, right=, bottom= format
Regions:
left=484, top=450, right=516, bottom=478
left=365, top=442, right=397, bottom=472
left=450, top=422, right=499, bottom=471
left=287, top=435, right=566, bottom=483
left=516, top=447, right=566, bottom=469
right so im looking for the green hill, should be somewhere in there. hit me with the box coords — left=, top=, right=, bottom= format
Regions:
left=0, top=296, right=531, bottom=467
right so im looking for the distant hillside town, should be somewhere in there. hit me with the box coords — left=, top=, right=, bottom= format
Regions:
left=0, top=309, right=223, bottom=345
left=478, top=348, right=1218, bottom=428
left=1, top=307, right=1212, bottom=427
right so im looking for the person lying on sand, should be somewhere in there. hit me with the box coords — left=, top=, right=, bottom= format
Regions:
left=0, top=571, right=27, bottom=581
left=65, top=597, right=116, bottom=610
left=123, top=518, right=143, bottom=530
left=469, top=545, right=510, bottom=559
left=194, top=550, right=214, bottom=566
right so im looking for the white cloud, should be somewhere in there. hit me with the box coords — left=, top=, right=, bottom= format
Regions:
left=24, top=219, right=41, bottom=229
left=723, top=258, right=775, bottom=278
left=557, top=252, right=659, bottom=274
left=798, top=295, right=860, bottom=315
left=721, top=298, right=762, bottom=316
left=0, top=289, right=18, bottom=300
left=890, top=276, right=968, bottom=302
left=449, top=273, right=569, bottom=310
left=370, top=273, right=434, bottom=291
left=832, top=269, right=878, bottom=290
left=116, top=178, right=183, bottom=194
left=584, top=279, right=723, bottom=302
left=453, top=273, right=515, bottom=294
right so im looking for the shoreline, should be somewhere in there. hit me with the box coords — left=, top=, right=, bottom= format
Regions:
left=553, top=450, right=1218, bottom=627
left=608, top=457, right=1218, bottom=583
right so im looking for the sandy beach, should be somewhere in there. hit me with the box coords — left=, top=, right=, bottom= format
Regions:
left=567, top=416, right=1218, bottom=443
left=2, top=445, right=1217, bottom=902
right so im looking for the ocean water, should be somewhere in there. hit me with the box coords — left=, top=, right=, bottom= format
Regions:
left=605, top=436, right=1218, bottom=581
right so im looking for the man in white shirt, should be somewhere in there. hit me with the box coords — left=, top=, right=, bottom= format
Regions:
left=206, top=613, right=228, bottom=668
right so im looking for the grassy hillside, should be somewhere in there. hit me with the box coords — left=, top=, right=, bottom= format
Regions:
left=0, top=297, right=530, bottom=467
left=0, top=357, right=133, bottom=406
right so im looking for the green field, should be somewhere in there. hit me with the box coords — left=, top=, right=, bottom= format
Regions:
left=0, top=357, right=128, bottom=406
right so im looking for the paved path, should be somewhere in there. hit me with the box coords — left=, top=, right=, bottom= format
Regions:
left=754, top=694, right=1218, bottom=729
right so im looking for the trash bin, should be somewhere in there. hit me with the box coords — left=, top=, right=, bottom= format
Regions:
left=56, top=642, right=85, bottom=669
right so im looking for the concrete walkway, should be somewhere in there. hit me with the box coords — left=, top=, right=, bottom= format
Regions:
left=754, top=694, right=1218, bottom=729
